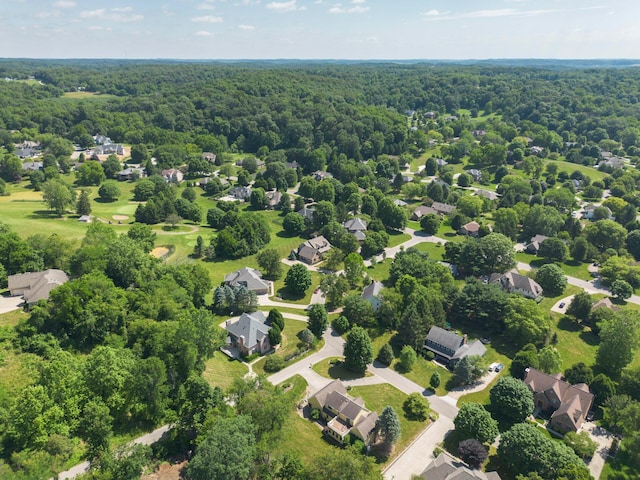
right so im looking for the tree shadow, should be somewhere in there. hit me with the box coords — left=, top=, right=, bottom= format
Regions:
left=327, top=362, right=367, bottom=381
left=579, top=330, right=599, bottom=346
left=27, top=210, right=62, bottom=219
left=275, top=287, right=305, bottom=302
left=93, top=197, right=118, bottom=204
left=557, top=315, right=582, bottom=332
left=276, top=230, right=298, bottom=239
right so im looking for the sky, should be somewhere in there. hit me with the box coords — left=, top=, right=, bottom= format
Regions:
left=1, top=0, right=639, bottom=59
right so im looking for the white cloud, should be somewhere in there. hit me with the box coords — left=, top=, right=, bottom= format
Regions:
left=330, top=3, right=369, bottom=14
left=162, top=4, right=176, bottom=15
left=53, top=0, right=76, bottom=7
left=35, top=10, right=60, bottom=18
left=195, top=30, right=213, bottom=36
left=266, top=1, right=301, bottom=12
left=238, top=24, right=256, bottom=30
left=192, top=15, right=224, bottom=22
left=79, top=8, right=143, bottom=22
left=351, top=0, right=366, bottom=3
left=87, top=25, right=112, bottom=31
left=422, top=9, right=449, bottom=17
left=196, top=3, right=216, bottom=10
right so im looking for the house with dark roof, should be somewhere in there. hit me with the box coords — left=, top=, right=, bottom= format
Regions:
left=524, top=368, right=594, bottom=433
left=297, top=206, right=315, bottom=221
left=308, top=380, right=379, bottom=445
left=424, top=326, right=487, bottom=367
left=224, top=267, right=271, bottom=295
left=361, top=280, right=384, bottom=312
left=7, top=269, right=69, bottom=306
left=411, top=205, right=437, bottom=221
left=421, top=453, right=501, bottom=480
left=344, top=218, right=367, bottom=241
left=225, top=311, right=271, bottom=357
left=431, top=202, right=456, bottom=216
left=525, top=234, right=550, bottom=255
left=294, top=236, right=332, bottom=265
left=117, top=167, right=146, bottom=181
left=489, top=269, right=543, bottom=301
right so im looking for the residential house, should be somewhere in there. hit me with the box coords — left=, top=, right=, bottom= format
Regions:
left=524, top=368, right=594, bottom=433
left=224, top=267, right=271, bottom=295
left=411, top=205, right=437, bottom=221
left=229, top=186, right=252, bottom=201
left=161, top=168, right=184, bottom=184
left=361, top=280, right=384, bottom=312
left=344, top=218, right=367, bottom=242
left=421, top=453, right=502, bottom=480
left=525, top=234, right=550, bottom=255
left=308, top=380, right=379, bottom=445
left=296, top=206, right=315, bottom=222
left=592, top=297, right=617, bottom=311
left=202, top=152, right=216, bottom=163
left=7, top=269, right=69, bottom=306
left=424, top=326, right=487, bottom=367
left=466, top=169, right=482, bottom=182
left=404, top=110, right=416, bottom=117
left=94, top=144, right=125, bottom=156
left=489, top=269, right=543, bottom=301
left=474, top=189, right=499, bottom=201
left=424, top=111, right=437, bottom=119
left=117, top=167, right=146, bottom=181
left=459, top=221, right=482, bottom=237
left=266, top=190, right=282, bottom=209
left=312, top=170, right=333, bottom=181
left=294, top=236, right=332, bottom=265
left=22, top=161, right=43, bottom=171
left=435, top=158, right=448, bottom=167
left=583, top=205, right=613, bottom=221
left=93, top=134, right=111, bottom=145
left=444, top=115, right=458, bottom=122
left=225, top=311, right=271, bottom=357
left=285, top=161, right=299, bottom=170
left=472, top=129, right=487, bottom=137
left=17, top=147, right=39, bottom=159
left=393, top=199, right=408, bottom=207
left=431, top=202, right=456, bottom=216
left=600, top=156, right=626, bottom=169
left=572, top=179, right=583, bottom=191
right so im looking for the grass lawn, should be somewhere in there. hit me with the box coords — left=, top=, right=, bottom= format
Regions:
left=456, top=372, right=504, bottom=407
left=272, top=267, right=322, bottom=305
left=253, top=319, right=319, bottom=375
left=349, top=384, right=430, bottom=463
left=370, top=330, right=394, bottom=357
left=514, top=252, right=592, bottom=281
left=547, top=159, right=608, bottom=183
left=412, top=241, right=446, bottom=261
left=395, top=356, right=453, bottom=396
left=387, top=231, right=411, bottom=248
left=202, top=352, right=248, bottom=391
left=366, top=258, right=393, bottom=283
left=0, top=309, right=28, bottom=328
left=550, top=312, right=599, bottom=371
left=312, top=356, right=372, bottom=381
left=0, top=347, right=41, bottom=408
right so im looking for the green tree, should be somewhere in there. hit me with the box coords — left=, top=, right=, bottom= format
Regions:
left=377, top=197, right=407, bottom=230
left=626, top=230, right=640, bottom=260
left=343, top=325, right=373, bottom=373
left=493, top=207, right=519, bottom=240
left=77, top=160, right=106, bottom=186
left=377, top=343, right=394, bottom=366
left=535, top=263, right=567, bottom=295
left=344, top=252, right=365, bottom=287
left=458, top=439, right=488, bottom=469
left=186, top=415, right=255, bottom=480
left=597, top=312, right=640, bottom=377
left=584, top=219, right=627, bottom=251
left=566, top=291, right=592, bottom=322
left=79, top=399, right=113, bottom=460
left=523, top=204, right=565, bottom=237
left=76, top=189, right=91, bottom=216
left=564, top=363, right=594, bottom=386
left=376, top=405, right=401, bottom=446
left=453, top=355, right=485, bottom=386
left=42, top=179, right=75, bottom=216
left=284, top=263, right=312, bottom=296
left=420, top=213, right=441, bottom=235
left=283, top=211, right=305, bottom=235
left=591, top=373, right=616, bottom=407
left=563, top=431, right=597, bottom=459
left=319, top=273, right=349, bottom=310
left=133, top=179, right=156, bottom=201
left=430, top=372, right=441, bottom=390
left=98, top=180, right=121, bottom=202
left=102, top=155, right=122, bottom=179
left=268, top=309, right=285, bottom=331
left=571, top=237, right=589, bottom=262
left=538, top=345, right=562, bottom=374
left=504, top=296, right=550, bottom=348
left=538, top=238, right=568, bottom=262
left=343, top=294, right=376, bottom=328
left=126, top=222, right=156, bottom=253
left=257, top=248, right=283, bottom=280
left=489, top=376, right=534, bottom=423
left=307, top=304, right=328, bottom=338
left=398, top=345, right=417, bottom=372
left=510, top=344, right=540, bottom=379
left=454, top=402, right=499, bottom=444
left=611, top=279, right=633, bottom=300
left=308, top=449, right=382, bottom=480
left=458, top=233, right=516, bottom=276
left=403, top=392, right=430, bottom=421
left=268, top=324, right=282, bottom=346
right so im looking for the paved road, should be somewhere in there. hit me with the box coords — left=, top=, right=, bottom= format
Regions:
left=0, top=294, right=23, bottom=314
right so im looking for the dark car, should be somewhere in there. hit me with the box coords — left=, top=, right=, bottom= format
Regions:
left=559, top=302, right=566, bottom=308
left=494, top=363, right=504, bottom=372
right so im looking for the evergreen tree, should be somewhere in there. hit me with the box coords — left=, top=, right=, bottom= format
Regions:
left=376, top=405, right=401, bottom=446
left=76, top=189, right=91, bottom=216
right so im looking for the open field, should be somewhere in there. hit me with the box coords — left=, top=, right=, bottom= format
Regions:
left=202, top=353, right=248, bottom=391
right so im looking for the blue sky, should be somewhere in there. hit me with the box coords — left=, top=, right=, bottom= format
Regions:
left=1, top=0, right=639, bottom=59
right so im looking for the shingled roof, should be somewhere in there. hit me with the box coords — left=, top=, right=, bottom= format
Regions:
left=7, top=269, right=69, bottom=305
left=225, top=311, right=270, bottom=351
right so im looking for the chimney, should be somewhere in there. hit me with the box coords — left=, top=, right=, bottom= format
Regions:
left=463, top=334, right=468, bottom=345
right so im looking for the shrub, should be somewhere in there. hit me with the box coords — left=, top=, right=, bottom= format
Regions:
left=430, top=372, right=441, bottom=389
left=332, top=315, right=350, bottom=334
left=403, top=393, right=430, bottom=421
left=377, top=343, right=394, bottom=366
left=264, top=355, right=285, bottom=373
left=398, top=345, right=417, bottom=372
left=425, top=350, right=435, bottom=361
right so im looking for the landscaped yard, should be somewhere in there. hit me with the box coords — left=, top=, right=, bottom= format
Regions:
left=272, top=266, right=322, bottom=305
left=312, top=356, right=372, bottom=381
left=349, top=383, right=431, bottom=462
left=514, top=252, right=592, bottom=281
left=0, top=309, right=28, bottom=328
left=412, top=240, right=446, bottom=260
left=394, top=356, right=453, bottom=396
left=202, top=352, right=248, bottom=391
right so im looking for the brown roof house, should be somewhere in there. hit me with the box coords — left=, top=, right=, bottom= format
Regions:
left=411, top=205, right=437, bottom=221
left=225, top=311, right=271, bottom=357
left=8, top=269, right=69, bottom=306
left=424, top=326, right=486, bottom=367
left=294, top=236, right=332, bottom=265
left=524, top=368, right=594, bottom=433
left=489, top=270, right=543, bottom=301
left=224, top=267, right=271, bottom=295
left=421, top=453, right=502, bottom=480
left=308, top=380, right=379, bottom=445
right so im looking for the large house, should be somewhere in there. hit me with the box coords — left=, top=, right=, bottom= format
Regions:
left=308, top=380, right=379, bottom=445
left=524, top=368, right=594, bottom=433
left=525, top=234, right=550, bottom=255
left=161, top=169, right=184, bottom=184
left=225, top=311, right=272, bottom=357
left=424, top=326, right=487, bottom=367
left=431, top=202, right=456, bottom=216
left=266, top=190, right=282, bottom=209
left=361, top=280, right=384, bottom=312
left=459, top=221, right=481, bottom=237
left=7, top=269, right=69, bottom=306
left=411, top=205, right=437, bottom=221
left=344, top=218, right=367, bottom=241
left=474, top=189, right=499, bottom=201
left=421, top=453, right=502, bottom=480
left=583, top=205, right=613, bottom=221
left=224, top=267, right=271, bottom=295
left=489, top=270, right=543, bottom=301
left=294, top=236, right=332, bottom=265
left=229, top=186, right=252, bottom=201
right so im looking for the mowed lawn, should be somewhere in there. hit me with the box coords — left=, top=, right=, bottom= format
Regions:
left=202, top=352, right=248, bottom=391
left=252, top=318, right=316, bottom=376
left=349, top=383, right=430, bottom=463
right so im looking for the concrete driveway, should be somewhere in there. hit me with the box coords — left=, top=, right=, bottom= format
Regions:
left=551, top=295, right=575, bottom=314
left=0, top=294, right=23, bottom=314
left=581, top=421, right=614, bottom=480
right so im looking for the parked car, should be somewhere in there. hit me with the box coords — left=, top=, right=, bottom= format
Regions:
left=494, top=363, right=504, bottom=372
left=559, top=302, right=566, bottom=308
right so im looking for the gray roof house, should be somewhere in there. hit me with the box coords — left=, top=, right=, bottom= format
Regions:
left=22, top=161, right=43, bottom=171
left=225, top=311, right=271, bottom=357
left=466, top=169, right=482, bottom=182
left=525, top=234, right=550, bottom=255
left=7, top=269, right=69, bottom=306
left=297, top=206, right=315, bottom=220
left=431, top=202, right=456, bottom=215
left=266, top=190, right=282, bottom=208
left=295, top=236, right=332, bottom=265
left=361, top=280, right=384, bottom=312
left=421, top=453, right=502, bottom=480
left=224, top=267, right=271, bottom=295
left=230, top=186, right=252, bottom=200
left=309, top=380, right=379, bottom=446
left=424, top=326, right=487, bottom=366
left=474, top=189, right=499, bottom=201
left=344, top=218, right=367, bottom=233
left=489, top=269, right=543, bottom=300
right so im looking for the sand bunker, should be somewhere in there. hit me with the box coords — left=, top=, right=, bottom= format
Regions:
left=151, top=247, right=170, bottom=258
left=112, top=215, right=129, bottom=220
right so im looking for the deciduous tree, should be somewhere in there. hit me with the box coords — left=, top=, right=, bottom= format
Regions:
left=343, top=326, right=373, bottom=373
